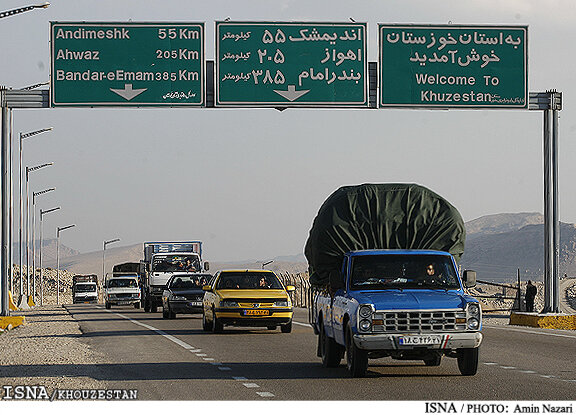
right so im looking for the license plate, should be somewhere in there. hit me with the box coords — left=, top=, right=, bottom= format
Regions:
left=188, top=301, right=202, bottom=307
left=243, top=309, right=270, bottom=316
left=117, top=301, right=130, bottom=305
left=399, top=335, right=442, bottom=345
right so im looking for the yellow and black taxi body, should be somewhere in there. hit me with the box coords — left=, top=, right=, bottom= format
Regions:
left=202, top=269, right=294, bottom=333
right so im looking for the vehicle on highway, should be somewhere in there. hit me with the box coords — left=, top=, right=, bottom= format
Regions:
left=104, top=275, right=141, bottom=309
left=162, top=273, right=211, bottom=319
left=141, top=241, right=209, bottom=313
left=202, top=270, right=295, bottom=333
left=72, top=274, right=98, bottom=304
left=307, top=183, right=482, bottom=377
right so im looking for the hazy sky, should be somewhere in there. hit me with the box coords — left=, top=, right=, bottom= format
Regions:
left=1, top=0, right=575, bottom=261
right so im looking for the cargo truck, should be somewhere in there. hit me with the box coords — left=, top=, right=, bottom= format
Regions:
left=72, top=274, right=98, bottom=304
left=306, top=184, right=482, bottom=377
left=141, top=241, right=209, bottom=312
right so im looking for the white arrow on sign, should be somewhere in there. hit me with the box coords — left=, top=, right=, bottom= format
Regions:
left=273, top=85, right=310, bottom=102
left=110, top=84, right=147, bottom=101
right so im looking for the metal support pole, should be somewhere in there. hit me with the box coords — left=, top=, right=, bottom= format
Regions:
left=1, top=97, right=9, bottom=316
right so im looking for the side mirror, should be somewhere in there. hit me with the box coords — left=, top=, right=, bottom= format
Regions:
left=463, top=270, right=477, bottom=288
left=202, top=285, right=212, bottom=292
left=204, top=261, right=210, bottom=271
left=286, top=285, right=295, bottom=292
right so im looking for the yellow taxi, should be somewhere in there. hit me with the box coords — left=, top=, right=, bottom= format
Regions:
left=202, top=270, right=295, bottom=333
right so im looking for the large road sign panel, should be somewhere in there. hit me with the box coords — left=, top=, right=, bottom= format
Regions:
left=51, top=22, right=205, bottom=107
left=216, top=22, right=368, bottom=107
left=379, top=25, right=527, bottom=108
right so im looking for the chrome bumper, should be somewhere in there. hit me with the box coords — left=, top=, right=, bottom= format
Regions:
left=354, top=332, right=483, bottom=350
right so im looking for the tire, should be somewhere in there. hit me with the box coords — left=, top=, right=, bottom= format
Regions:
left=144, top=298, right=150, bottom=313
left=105, top=302, right=111, bottom=310
left=423, top=353, right=442, bottom=367
left=169, top=307, right=176, bottom=319
left=134, top=302, right=141, bottom=309
left=162, top=307, right=169, bottom=319
left=457, top=348, right=479, bottom=376
left=345, top=323, right=368, bottom=377
left=280, top=320, right=292, bottom=333
left=151, top=304, right=157, bottom=313
left=319, top=321, right=343, bottom=367
left=202, top=311, right=211, bottom=331
left=212, top=308, right=223, bottom=333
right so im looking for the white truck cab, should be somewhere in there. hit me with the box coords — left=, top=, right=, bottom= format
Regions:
left=104, top=275, right=141, bottom=309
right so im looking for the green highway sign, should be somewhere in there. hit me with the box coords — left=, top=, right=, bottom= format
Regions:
left=216, top=22, right=368, bottom=107
left=50, top=22, right=205, bottom=107
left=379, top=25, right=528, bottom=108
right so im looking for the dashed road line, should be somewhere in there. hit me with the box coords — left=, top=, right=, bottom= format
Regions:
left=483, top=361, right=572, bottom=383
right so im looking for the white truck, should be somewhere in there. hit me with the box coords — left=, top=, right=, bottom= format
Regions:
left=72, top=275, right=98, bottom=304
left=141, top=241, right=209, bottom=312
left=104, top=275, right=141, bottom=309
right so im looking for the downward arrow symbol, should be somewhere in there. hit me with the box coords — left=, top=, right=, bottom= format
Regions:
left=110, top=84, right=147, bottom=101
left=273, top=85, right=310, bottom=102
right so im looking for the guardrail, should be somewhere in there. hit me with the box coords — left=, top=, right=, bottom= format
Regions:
left=277, top=271, right=311, bottom=308
left=471, top=279, right=522, bottom=313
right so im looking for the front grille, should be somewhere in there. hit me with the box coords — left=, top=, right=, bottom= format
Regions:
left=184, top=294, right=203, bottom=301
left=373, top=310, right=466, bottom=333
left=114, top=293, right=135, bottom=299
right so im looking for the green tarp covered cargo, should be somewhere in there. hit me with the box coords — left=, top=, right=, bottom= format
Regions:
left=304, top=183, right=466, bottom=287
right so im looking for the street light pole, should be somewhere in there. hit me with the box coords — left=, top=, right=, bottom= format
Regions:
left=18, top=127, right=52, bottom=302
left=0, top=3, right=50, bottom=19
left=103, top=238, right=120, bottom=284
left=25, top=162, right=53, bottom=303
left=39, top=206, right=59, bottom=305
left=56, top=224, right=75, bottom=305
left=32, top=188, right=55, bottom=301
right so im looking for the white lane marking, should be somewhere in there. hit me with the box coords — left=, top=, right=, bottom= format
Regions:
left=189, top=349, right=202, bottom=353
left=501, top=366, right=517, bottom=370
left=218, top=367, right=231, bottom=371
left=243, top=383, right=260, bottom=388
left=483, top=362, right=498, bottom=365
left=196, top=353, right=207, bottom=357
left=487, top=325, right=576, bottom=339
left=256, top=392, right=275, bottom=398
left=293, top=321, right=312, bottom=327
left=520, top=370, right=537, bottom=374
left=203, top=358, right=215, bottom=361
left=233, top=377, right=248, bottom=381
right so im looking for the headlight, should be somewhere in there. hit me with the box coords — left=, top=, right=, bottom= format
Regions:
left=171, top=295, right=188, bottom=301
left=275, top=300, right=289, bottom=307
left=359, top=305, right=373, bottom=319
left=468, top=303, right=480, bottom=317
left=359, top=319, right=372, bottom=332
left=220, top=300, right=239, bottom=308
left=468, top=318, right=480, bottom=330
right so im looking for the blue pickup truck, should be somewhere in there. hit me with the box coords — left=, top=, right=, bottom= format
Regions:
left=305, top=183, right=482, bottom=377
left=310, top=249, right=482, bottom=377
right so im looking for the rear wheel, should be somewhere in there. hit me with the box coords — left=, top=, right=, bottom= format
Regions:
left=144, top=297, right=150, bottom=312
left=345, top=323, right=368, bottom=377
left=169, top=307, right=176, bottom=319
left=105, top=302, right=111, bottom=310
left=319, top=321, right=343, bottom=367
left=151, top=303, right=157, bottom=313
left=457, top=348, right=479, bottom=376
left=162, top=307, right=169, bottom=319
left=423, top=353, right=442, bottom=367
left=133, top=302, right=141, bottom=309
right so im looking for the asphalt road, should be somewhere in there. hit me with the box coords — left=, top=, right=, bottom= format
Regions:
left=65, top=304, right=576, bottom=400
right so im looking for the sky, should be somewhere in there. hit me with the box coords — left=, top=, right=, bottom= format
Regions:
left=1, top=0, right=575, bottom=262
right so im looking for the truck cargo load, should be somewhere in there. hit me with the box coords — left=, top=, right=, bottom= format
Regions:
left=304, top=183, right=466, bottom=287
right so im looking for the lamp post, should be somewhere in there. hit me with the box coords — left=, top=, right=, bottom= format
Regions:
left=56, top=224, right=75, bottom=305
left=26, top=162, right=53, bottom=301
left=32, top=188, right=55, bottom=301
left=18, top=127, right=52, bottom=300
left=103, top=239, right=120, bottom=283
left=0, top=3, right=49, bottom=19
left=39, top=206, right=59, bottom=305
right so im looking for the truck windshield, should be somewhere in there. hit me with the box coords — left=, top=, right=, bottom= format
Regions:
left=152, top=254, right=201, bottom=272
left=108, top=279, right=138, bottom=288
left=350, top=254, right=460, bottom=290
left=75, top=283, right=96, bottom=292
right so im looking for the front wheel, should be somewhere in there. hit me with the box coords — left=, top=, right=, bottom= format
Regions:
left=105, top=302, right=111, bottom=310
left=345, top=323, right=368, bottom=377
left=212, top=308, right=223, bottom=333
left=457, top=348, right=479, bottom=376
left=320, top=321, right=343, bottom=367
left=134, top=302, right=141, bottom=309
left=202, top=311, right=211, bottom=332
left=281, top=320, right=292, bottom=333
